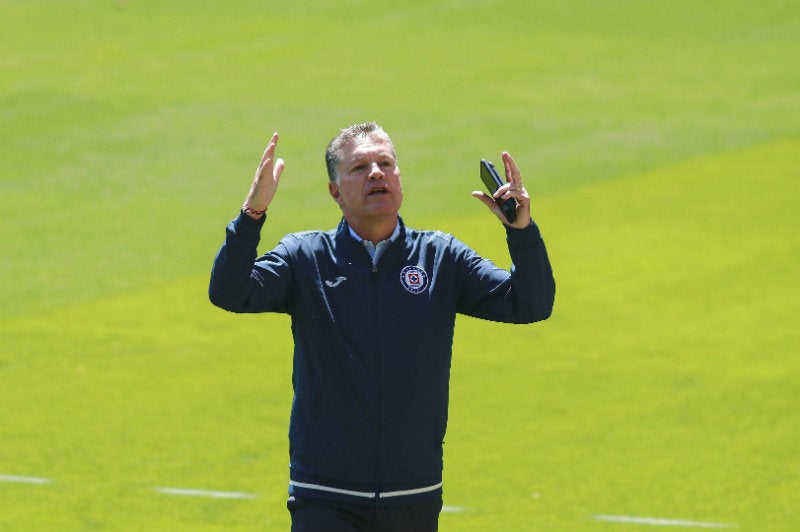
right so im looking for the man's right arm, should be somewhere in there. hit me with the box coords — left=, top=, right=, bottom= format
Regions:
left=209, top=131, right=292, bottom=313
left=208, top=212, right=293, bottom=314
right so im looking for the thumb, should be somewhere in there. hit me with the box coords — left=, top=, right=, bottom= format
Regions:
left=273, top=158, right=286, bottom=182
left=471, top=191, right=497, bottom=210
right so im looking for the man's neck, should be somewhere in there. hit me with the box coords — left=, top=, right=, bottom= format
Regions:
left=345, top=215, right=399, bottom=245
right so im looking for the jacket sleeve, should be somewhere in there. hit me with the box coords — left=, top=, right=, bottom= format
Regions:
left=455, top=219, right=555, bottom=324
left=208, top=212, right=293, bottom=314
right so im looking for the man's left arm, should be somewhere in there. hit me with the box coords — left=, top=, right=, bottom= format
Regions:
left=455, top=220, right=554, bottom=324
left=462, top=151, right=555, bottom=323
left=505, top=220, right=555, bottom=322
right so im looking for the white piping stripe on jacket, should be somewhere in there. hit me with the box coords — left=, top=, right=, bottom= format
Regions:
left=380, top=482, right=443, bottom=498
left=289, top=480, right=443, bottom=499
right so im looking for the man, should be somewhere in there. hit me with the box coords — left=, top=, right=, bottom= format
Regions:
left=209, top=122, right=555, bottom=531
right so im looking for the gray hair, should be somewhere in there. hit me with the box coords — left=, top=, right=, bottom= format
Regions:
left=325, top=122, right=396, bottom=183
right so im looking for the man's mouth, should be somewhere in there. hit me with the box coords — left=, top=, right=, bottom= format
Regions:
left=368, top=186, right=389, bottom=196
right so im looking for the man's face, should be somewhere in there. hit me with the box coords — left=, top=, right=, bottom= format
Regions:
left=329, top=135, right=403, bottom=222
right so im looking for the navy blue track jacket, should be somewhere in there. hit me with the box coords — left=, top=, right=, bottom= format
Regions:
left=209, top=213, right=555, bottom=505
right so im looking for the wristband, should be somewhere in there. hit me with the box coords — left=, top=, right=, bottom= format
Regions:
left=242, top=204, right=267, bottom=217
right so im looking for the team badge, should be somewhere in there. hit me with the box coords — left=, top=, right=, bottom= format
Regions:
left=400, top=265, right=429, bottom=294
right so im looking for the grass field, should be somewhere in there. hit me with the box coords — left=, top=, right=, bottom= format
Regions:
left=1, top=1, right=798, bottom=530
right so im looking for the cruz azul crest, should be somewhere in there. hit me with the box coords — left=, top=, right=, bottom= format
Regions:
left=399, top=265, right=429, bottom=294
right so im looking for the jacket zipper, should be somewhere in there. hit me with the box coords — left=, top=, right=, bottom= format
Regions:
left=371, top=262, right=382, bottom=506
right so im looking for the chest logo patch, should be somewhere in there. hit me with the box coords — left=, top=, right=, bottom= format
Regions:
left=400, top=265, right=429, bottom=294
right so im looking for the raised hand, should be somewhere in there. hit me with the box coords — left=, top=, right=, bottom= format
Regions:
left=243, top=132, right=285, bottom=219
left=471, top=151, right=531, bottom=229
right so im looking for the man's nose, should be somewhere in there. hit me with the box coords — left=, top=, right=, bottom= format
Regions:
left=368, top=162, right=384, bottom=179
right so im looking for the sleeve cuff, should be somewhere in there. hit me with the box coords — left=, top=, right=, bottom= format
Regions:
left=505, top=218, right=542, bottom=246
left=232, top=210, right=267, bottom=239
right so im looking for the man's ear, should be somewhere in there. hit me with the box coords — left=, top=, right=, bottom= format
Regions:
left=328, top=181, right=344, bottom=206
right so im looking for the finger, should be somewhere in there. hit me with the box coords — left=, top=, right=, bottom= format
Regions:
left=255, top=135, right=281, bottom=181
left=501, top=151, right=522, bottom=186
left=494, top=181, right=518, bottom=200
left=502, top=178, right=514, bottom=193
left=258, top=132, right=280, bottom=168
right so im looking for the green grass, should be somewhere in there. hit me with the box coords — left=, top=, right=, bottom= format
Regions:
left=1, top=0, right=798, bottom=530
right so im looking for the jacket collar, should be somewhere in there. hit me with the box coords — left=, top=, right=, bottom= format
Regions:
left=335, top=216, right=407, bottom=256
